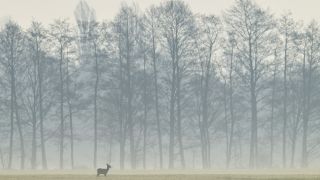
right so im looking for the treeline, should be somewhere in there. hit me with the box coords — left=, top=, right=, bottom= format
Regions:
left=0, top=0, right=320, bottom=170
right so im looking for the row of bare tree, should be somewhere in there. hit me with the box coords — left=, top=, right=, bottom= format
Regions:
left=0, top=0, right=320, bottom=170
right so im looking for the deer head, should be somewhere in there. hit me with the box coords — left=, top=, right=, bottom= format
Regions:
left=106, top=163, right=111, bottom=169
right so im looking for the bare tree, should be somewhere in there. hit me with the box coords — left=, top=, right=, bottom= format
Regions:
left=88, top=21, right=101, bottom=169
left=145, top=6, right=163, bottom=169
left=300, top=21, right=320, bottom=168
left=26, top=21, right=48, bottom=169
left=158, top=0, right=196, bottom=168
left=112, top=4, right=140, bottom=169
left=278, top=13, right=297, bottom=168
left=225, top=0, right=275, bottom=168
left=50, top=19, right=74, bottom=169
left=224, top=31, right=237, bottom=168
left=74, top=0, right=96, bottom=64
left=0, top=21, right=26, bottom=169
left=194, top=15, right=221, bottom=168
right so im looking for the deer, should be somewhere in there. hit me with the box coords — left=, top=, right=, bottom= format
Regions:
left=97, top=163, right=111, bottom=176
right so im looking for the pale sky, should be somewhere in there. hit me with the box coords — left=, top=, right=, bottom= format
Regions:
left=0, top=0, right=319, bottom=28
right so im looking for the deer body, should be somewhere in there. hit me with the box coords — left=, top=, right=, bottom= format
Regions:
left=97, top=164, right=111, bottom=176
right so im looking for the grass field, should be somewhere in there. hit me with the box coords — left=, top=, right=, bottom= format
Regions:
left=0, top=170, right=320, bottom=180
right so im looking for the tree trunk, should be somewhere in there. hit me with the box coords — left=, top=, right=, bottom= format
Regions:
left=176, top=66, right=185, bottom=168
left=143, top=51, right=148, bottom=169
left=168, top=58, right=176, bottom=169
left=108, top=129, right=113, bottom=164
left=201, top=65, right=208, bottom=169
left=125, top=16, right=135, bottom=169
left=66, top=51, right=74, bottom=169
left=227, top=45, right=235, bottom=169
left=200, top=49, right=212, bottom=169
left=118, top=28, right=125, bottom=170
left=31, top=86, right=37, bottom=170
left=290, top=109, right=300, bottom=168
left=38, top=47, right=47, bottom=169
left=151, top=28, right=163, bottom=169
left=301, top=45, right=310, bottom=168
left=282, top=34, right=288, bottom=168
left=223, top=79, right=228, bottom=168
left=270, top=53, right=276, bottom=168
left=31, top=52, right=38, bottom=169
left=249, top=41, right=258, bottom=168
left=14, top=85, right=25, bottom=169
left=59, top=46, right=64, bottom=170
left=69, top=97, right=74, bottom=169
left=93, top=44, right=99, bottom=169
left=8, top=62, right=14, bottom=169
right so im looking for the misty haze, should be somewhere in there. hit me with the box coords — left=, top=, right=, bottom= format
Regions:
left=0, top=0, right=320, bottom=179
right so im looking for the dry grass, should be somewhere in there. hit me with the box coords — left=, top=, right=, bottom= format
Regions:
left=0, top=170, right=319, bottom=180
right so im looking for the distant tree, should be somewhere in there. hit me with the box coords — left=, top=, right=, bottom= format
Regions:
left=278, top=12, right=297, bottom=168
left=144, top=6, right=164, bottom=169
left=158, top=0, right=196, bottom=168
left=112, top=3, right=141, bottom=169
left=300, top=21, right=320, bottom=168
left=0, top=21, right=26, bottom=169
left=26, top=21, right=48, bottom=169
left=74, top=0, right=96, bottom=64
left=222, top=31, right=237, bottom=169
left=49, top=19, right=74, bottom=169
left=194, top=14, right=221, bottom=168
left=225, top=0, right=275, bottom=168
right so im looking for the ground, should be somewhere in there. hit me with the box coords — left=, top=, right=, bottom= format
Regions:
left=0, top=169, right=320, bottom=180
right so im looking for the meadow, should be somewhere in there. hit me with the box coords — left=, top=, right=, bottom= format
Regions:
left=0, top=170, right=320, bottom=180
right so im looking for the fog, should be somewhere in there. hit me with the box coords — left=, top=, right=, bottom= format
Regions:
left=1, top=0, right=320, bottom=27
left=0, top=0, right=320, bottom=171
